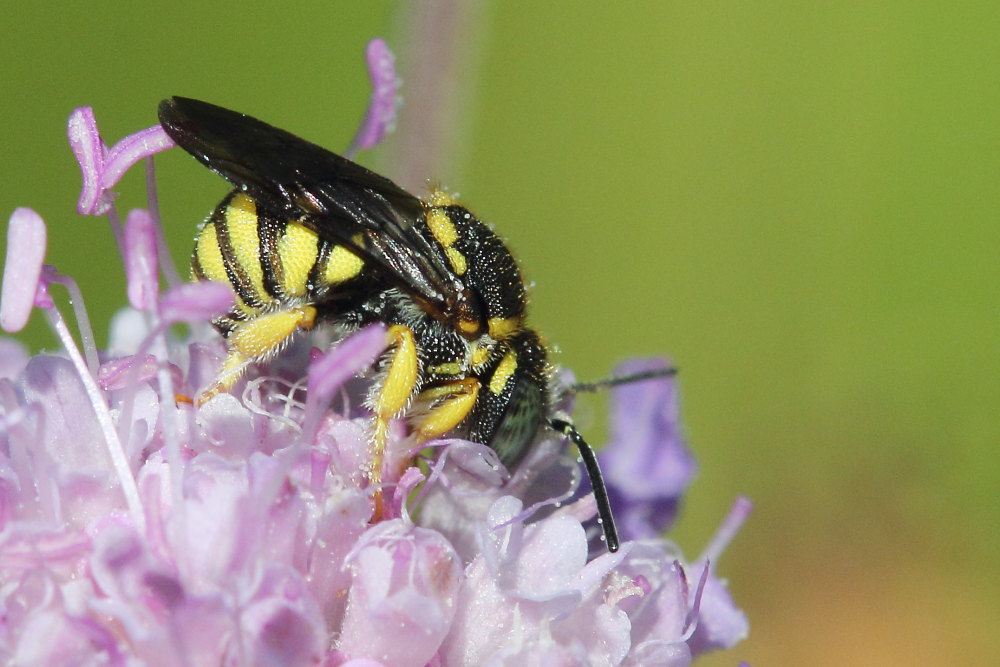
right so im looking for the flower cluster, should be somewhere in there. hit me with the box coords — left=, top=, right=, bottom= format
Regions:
left=0, top=40, right=749, bottom=666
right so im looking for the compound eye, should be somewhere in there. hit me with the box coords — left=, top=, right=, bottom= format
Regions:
left=483, top=373, right=544, bottom=470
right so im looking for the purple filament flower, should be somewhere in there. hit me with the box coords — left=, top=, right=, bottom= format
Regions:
left=0, top=40, right=748, bottom=665
left=600, top=358, right=698, bottom=540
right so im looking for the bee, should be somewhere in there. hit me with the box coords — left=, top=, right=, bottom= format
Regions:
left=158, top=97, right=619, bottom=551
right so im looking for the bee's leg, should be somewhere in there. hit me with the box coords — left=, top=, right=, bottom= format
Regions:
left=369, top=325, right=420, bottom=516
left=410, top=378, right=480, bottom=443
left=198, top=306, right=317, bottom=404
left=369, top=377, right=479, bottom=520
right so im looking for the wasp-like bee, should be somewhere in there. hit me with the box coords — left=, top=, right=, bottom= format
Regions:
left=158, top=97, right=619, bottom=550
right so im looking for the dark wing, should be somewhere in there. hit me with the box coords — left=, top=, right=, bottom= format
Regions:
left=158, top=96, right=466, bottom=318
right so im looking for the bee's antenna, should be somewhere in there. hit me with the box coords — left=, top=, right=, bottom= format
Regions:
left=568, top=366, right=677, bottom=394
left=549, top=417, right=619, bottom=552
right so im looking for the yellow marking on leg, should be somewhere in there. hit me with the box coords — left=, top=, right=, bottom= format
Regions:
left=412, top=378, right=480, bottom=442
left=198, top=305, right=317, bottom=404
left=225, top=194, right=268, bottom=302
left=277, top=223, right=319, bottom=296
left=488, top=316, right=521, bottom=340
left=377, top=326, right=419, bottom=418
left=426, top=208, right=458, bottom=247
left=369, top=325, right=419, bottom=517
left=489, top=350, right=518, bottom=395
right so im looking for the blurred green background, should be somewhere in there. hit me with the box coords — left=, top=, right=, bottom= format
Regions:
left=3, top=2, right=998, bottom=664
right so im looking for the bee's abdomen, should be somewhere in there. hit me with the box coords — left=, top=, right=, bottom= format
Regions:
left=191, top=191, right=365, bottom=320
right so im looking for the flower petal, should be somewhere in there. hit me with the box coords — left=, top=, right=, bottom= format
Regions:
left=307, top=323, right=387, bottom=406
left=601, top=358, right=697, bottom=539
left=339, top=521, right=461, bottom=666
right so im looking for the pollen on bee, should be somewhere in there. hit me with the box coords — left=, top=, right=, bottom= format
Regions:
left=428, top=188, right=458, bottom=207
left=426, top=208, right=459, bottom=248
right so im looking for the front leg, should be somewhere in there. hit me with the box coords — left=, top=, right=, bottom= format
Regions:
left=368, top=324, right=420, bottom=515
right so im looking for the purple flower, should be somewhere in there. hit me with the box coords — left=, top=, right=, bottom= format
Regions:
left=0, top=40, right=748, bottom=665
left=600, top=358, right=697, bottom=540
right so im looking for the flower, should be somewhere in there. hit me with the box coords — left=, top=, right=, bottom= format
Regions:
left=0, top=40, right=748, bottom=666
left=599, top=358, right=697, bottom=541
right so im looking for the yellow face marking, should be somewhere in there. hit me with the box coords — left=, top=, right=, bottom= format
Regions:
left=225, top=193, right=269, bottom=302
left=413, top=378, right=480, bottom=441
left=458, top=318, right=480, bottom=335
left=469, top=343, right=491, bottom=367
left=429, top=188, right=458, bottom=207
left=445, top=247, right=467, bottom=275
left=428, top=361, right=463, bottom=376
left=322, top=245, right=364, bottom=285
left=277, top=223, right=319, bottom=297
left=489, top=350, right=518, bottom=395
left=426, top=208, right=458, bottom=247
left=488, top=317, right=521, bottom=340
left=195, top=221, right=228, bottom=284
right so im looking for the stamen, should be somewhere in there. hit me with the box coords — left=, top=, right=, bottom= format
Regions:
left=346, top=38, right=400, bottom=157
left=68, top=107, right=176, bottom=264
left=47, top=272, right=100, bottom=376
left=144, top=158, right=182, bottom=288
left=100, top=125, right=175, bottom=194
left=67, top=107, right=109, bottom=216
left=699, top=496, right=753, bottom=564
left=150, top=323, right=185, bottom=529
left=104, top=206, right=126, bottom=265
left=389, top=467, right=426, bottom=521
left=43, top=307, right=144, bottom=531
left=302, top=324, right=387, bottom=442
left=124, top=209, right=159, bottom=311
left=1, top=208, right=47, bottom=333
left=117, top=283, right=233, bottom=460
left=158, top=282, right=235, bottom=323
left=684, top=560, right=713, bottom=638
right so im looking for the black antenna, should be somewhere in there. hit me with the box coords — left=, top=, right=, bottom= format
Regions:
left=549, top=417, right=619, bottom=552
left=568, top=366, right=677, bottom=394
